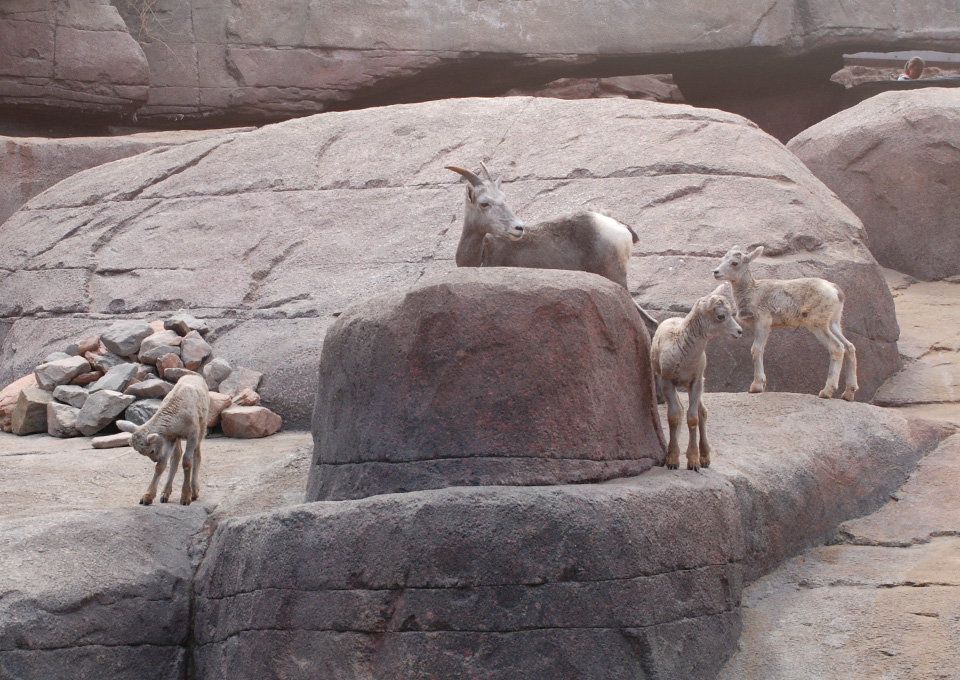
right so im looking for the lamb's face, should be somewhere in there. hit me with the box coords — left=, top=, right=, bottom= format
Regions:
left=712, top=249, right=746, bottom=282
left=131, top=431, right=163, bottom=462
left=701, top=295, right=743, bottom=340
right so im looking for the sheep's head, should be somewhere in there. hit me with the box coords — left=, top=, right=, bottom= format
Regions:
left=697, top=295, right=743, bottom=340
left=116, top=420, right=163, bottom=462
left=446, top=163, right=525, bottom=240
left=712, top=245, right=763, bottom=282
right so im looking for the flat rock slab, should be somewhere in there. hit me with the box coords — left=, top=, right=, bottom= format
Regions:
left=195, top=394, right=946, bottom=679
left=719, top=433, right=960, bottom=680
left=0, top=97, right=899, bottom=427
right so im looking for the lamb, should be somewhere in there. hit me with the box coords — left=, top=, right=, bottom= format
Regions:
left=446, top=163, right=659, bottom=328
left=117, top=374, right=210, bottom=506
left=651, top=294, right=743, bottom=471
left=712, top=245, right=858, bottom=401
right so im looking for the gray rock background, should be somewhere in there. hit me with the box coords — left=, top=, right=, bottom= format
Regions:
left=0, top=97, right=901, bottom=426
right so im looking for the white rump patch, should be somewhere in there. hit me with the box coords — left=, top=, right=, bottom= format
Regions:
left=591, top=213, right=634, bottom=256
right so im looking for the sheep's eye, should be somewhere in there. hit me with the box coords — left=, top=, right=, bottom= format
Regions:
left=479, top=201, right=492, bottom=209
left=731, top=261, right=740, bottom=267
left=717, top=313, right=726, bottom=321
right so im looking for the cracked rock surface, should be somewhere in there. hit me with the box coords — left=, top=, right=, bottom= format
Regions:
left=0, top=97, right=901, bottom=426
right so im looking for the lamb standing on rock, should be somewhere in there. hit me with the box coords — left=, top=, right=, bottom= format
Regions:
left=447, top=163, right=659, bottom=329
left=651, top=294, right=743, bottom=471
left=117, top=374, right=210, bottom=506
left=712, top=245, right=858, bottom=401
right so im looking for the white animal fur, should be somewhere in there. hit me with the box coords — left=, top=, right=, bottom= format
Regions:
left=117, top=374, right=210, bottom=506
left=651, top=294, right=743, bottom=471
left=446, top=163, right=659, bottom=328
left=712, top=245, right=858, bottom=401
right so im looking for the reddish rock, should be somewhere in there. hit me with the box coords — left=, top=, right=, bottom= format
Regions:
left=156, top=353, right=184, bottom=378
left=207, top=392, right=234, bottom=428
left=232, top=388, right=261, bottom=407
left=91, top=432, right=132, bottom=449
left=75, top=335, right=100, bottom=356
left=0, top=374, right=37, bottom=432
left=220, top=406, right=282, bottom=439
left=148, top=320, right=166, bottom=334
left=70, top=371, right=103, bottom=386
left=307, top=269, right=665, bottom=501
left=11, top=387, right=53, bottom=435
left=180, top=331, right=212, bottom=370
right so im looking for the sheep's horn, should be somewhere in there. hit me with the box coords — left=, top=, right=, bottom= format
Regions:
left=446, top=166, right=483, bottom=187
left=479, top=161, right=494, bottom=182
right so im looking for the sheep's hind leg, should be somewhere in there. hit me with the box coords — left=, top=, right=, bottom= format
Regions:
left=179, top=436, right=200, bottom=505
left=190, top=442, right=202, bottom=501
left=158, top=440, right=183, bottom=503
left=663, top=381, right=683, bottom=470
left=831, top=320, right=858, bottom=401
left=811, top=327, right=843, bottom=399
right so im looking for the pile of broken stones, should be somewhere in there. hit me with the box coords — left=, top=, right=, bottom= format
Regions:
left=0, top=314, right=281, bottom=442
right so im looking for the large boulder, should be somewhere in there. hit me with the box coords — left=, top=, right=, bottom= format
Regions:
left=789, top=89, right=960, bottom=281
left=0, top=0, right=148, bottom=119
left=307, top=269, right=664, bottom=501
left=0, top=129, right=249, bottom=228
left=0, top=97, right=900, bottom=426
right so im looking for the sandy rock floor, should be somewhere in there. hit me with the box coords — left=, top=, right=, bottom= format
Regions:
left=720, top=270, right=960, bottom=679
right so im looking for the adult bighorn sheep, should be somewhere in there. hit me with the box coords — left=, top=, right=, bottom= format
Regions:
left=446, top=163, right=659, bottom=328
left=651, top=294, right=743, bottom=471
left=117, top=374, right=210, bottom=506
left=712, top=245, right=858, bottom=401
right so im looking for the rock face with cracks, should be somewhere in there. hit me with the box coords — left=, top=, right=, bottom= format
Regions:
left=0, top=97, right=901, bottom=426
left=307, top=269, right=666, bottom=501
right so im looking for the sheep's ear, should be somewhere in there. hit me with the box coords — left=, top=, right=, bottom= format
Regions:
left=146, top=433, right=160, bottom=447
left=116, top=420, right=137, bottom=434
left=466, top=185, right=476, bottom=203
left=746, top=246, right=764, bottom=262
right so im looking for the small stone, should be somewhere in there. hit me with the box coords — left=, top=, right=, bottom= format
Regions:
left=0, top=375, right=37, bottom=432
left=156, top=353, right=184, bottom=378
left=124, top=399, right=163, bottom=426
left=53, top=384, right=89, bottom=409
left=132, top=363, right=157, bottom=382
left=218, top=367, right=263, bottom=399
left=11, top=387, right=54, bottom=435
left=71, top=371, right=103, bottom=386
left=163, top=368, right=201, bottom=382
left=125, top=378, right=174, bottom=400
left=88, top=363, right=139, bottom=394
left=164, top=313, right=211, bottom=337
left=139, top=344, right=182, bottom=365
left=149, top=320, right=166, bottom=333
left=91, top=352, right=126, bottom=372
left=34, top=356, right=91, bottom=390
left=76, top=335, right=100, bottom=355
left=76, top=390, right=136, bottom=436
left=44, top=351, right=72, bottom=364
left=92, top=432, right=132, bottom=449
left=207, top=391, right=233, bottom=428
left=232, top=388, right=261, bottom=406
left=138, top=330, right=182, bottom=362
left=100, top=320, right=153, bottom=357
left=180, top=331, right=212, bottom=370
left=202, top=357, right=232, bottom=390
left=64, top=344, right=79, bottom=356
left=47, top=402, right=81, bottom=438
left=220, top=406, right=282, bottom=438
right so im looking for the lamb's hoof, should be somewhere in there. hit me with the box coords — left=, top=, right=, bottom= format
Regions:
left=139, top=497, right=153, bottom=506
left=748, top=383, right=765, bottom=394
left=180, top=497, right=192, bottom=506
left=667, top=464, right=678, bottom=470
left=841, top=388, right=857, bottom=402
left=701, top=461, right=711, bottom=469
left=688, top=466, right=700, bottom=473
left=818, top=389, right=834, bottom=399
left=160, top=497, right=168, bottom=504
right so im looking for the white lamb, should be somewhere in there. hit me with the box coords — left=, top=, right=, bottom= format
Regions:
left=651, top=294, right=743, bottom=471
left=117, top=374, right=210, bottom=506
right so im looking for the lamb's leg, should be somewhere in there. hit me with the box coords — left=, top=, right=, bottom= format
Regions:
left=179, top=436, right=200, bottom=505
left=685, top=376, right=704, bottom=471
left=141, top=442, right=174, bottom=506
left=190, top=441, right=202, bottom=501
left=663, top=381, right=683, bottom=470
left=158, top=440, right=183, bottom=503
left=697, top=400, right=711, bottom=468
left=830, top=320, right=858, bottom=401
left=749, top=322, right=771, bottom=393
left=811, top=327, right=844, bottom=399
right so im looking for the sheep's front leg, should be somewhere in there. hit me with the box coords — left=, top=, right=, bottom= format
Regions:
left=663, top=381, right=683, bottom=470
left=158, top=440, right=183, bottom=503
left=141, top=444, right=173, bottom=506
left=685, top=376, right=705, bottom=471
left=749, top=322, right=770, bottom=393
left=697, top=401, right=711, bottom=468
left=179, top=436, right=200, bottom=505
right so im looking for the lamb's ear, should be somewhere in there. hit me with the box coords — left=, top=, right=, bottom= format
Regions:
left=116, top=420, right=137, bottom=434
left=746, top=246, right=764, bottom=262
left=146, top=433, right=160, bottom=445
